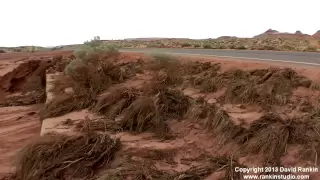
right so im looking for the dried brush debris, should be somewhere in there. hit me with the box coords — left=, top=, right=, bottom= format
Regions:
left=75, top=116, right=122, bottom=133
left=223, top=80, right=259, bottom=104
left=241, top=114, right=316, bottom=163
left=15, top=132, right=121, bottom=180
left=187, top=102, right=214, bottom=120
left=103, top=156, right=245, bottom=180
left=182, top=61, right=220, bottom=75
left=92, top=88, right=140, bottom=119
left=205, top=109, right=246, bottom=145
left=148, top=53, right=181, bottom=71
left=40, top=88, right=95, bottom=120
left=119, top=97, right=167, bottom=134
left=154, top=88, right=191, bottom=119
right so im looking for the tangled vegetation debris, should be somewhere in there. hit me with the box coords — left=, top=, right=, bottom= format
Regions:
left=15, top=132, right=120, bottom=180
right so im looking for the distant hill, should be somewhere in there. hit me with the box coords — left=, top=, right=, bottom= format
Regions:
left=254, top=29, right=313, bottom=39
left=123, top=38, right=191, bottom=41
left=312, top=30, right=320, bottom=39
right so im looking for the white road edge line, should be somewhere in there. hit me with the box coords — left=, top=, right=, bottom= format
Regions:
left=167, top=52, right=320, bottom=66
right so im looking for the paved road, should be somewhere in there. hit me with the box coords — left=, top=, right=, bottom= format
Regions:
left=120, top=48, right=320, bottom=66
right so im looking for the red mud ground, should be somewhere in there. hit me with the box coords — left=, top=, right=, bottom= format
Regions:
left=1, top=50, right=320, bottom=179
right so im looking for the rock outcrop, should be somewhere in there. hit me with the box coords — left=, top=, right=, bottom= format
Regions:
left=264, top=29, right=279, bottom=34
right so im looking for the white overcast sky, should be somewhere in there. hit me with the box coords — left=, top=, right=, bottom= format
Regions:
left=0, top=0, right=318, bottom=47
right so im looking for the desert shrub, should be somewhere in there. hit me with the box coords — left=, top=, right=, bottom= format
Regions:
left=92, top=87, right=140, bottom=119
left=62, top=37, right=134, bottom=96
left=235, top=45, right=247, bottom=50
left=40, top=87, right=95, bottom=120
left=16, top=132, right=120, bottom=180
left=257, top=68, right=311, bottom=105
left=181, top=42, right=192, bottom=47
left=0, top=49, right=6, bottom=53
left=199, top=79, right=218, bottom=92
left=241, top=114, right=288, bottom=163
left=262, top=45, right=276, bottom=50
left=221, top=68, right=311, bottom=105
left=119, top=97, right=167, bottom=134
left=205, top=109, right=246, bottom=145
left=218, top=44, right=227, bottom=49
left=149, top=53, right=179, bottom=69
left=229, top=45, right=236, bottom=49
left=146, top=53, right=183, bottom=90
left=303, top=46, right=317, bottom=52
left=183, top=62, right=220, bottom=75
left=155, top=88, right=190, bottom=119
left=203, top=44, right=212, bottom=49
left=146, top=43, right=165, bottom=48
left=223, top=80, right=259, bottom=104
left=194, top=44, right=201, bottom=48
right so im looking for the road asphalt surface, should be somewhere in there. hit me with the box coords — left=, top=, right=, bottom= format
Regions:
left=120, top=48, right=320, bottom=66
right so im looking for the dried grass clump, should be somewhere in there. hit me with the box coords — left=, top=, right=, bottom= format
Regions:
left=183, top=66, right=221, bottom=92
left=205, top=109, right=245, bottom=145
left=148, top=53, right=181, bottom=71
left=153, top=69, right=183, bottom=87
left=92, top=88, right=140, bottom=119
left=220, top=68, right=313, bottom=105
left=241, top=114, right=291, bottom=163
left=40, top=87, right=95, bottom=120
left=75, top=117, right=122, bottom=133
left=257, top=68, right=311, bottom=104
left=182, top=61, right=220, bottom=75
left=103, top=156, right=245, bottom=180
left=16, top=132, right=121, bottom=180
left=155, top=88, right=190, bottom=119
left=258, top=77, right=294, bottom=105
left=187, top=101, right=214, bottom=120
left=185, top=68, right=250, bottom=93
left=64, top=37, right=135, bottom=96
left=119, top=97, right=167, bottom=134
left=221, top=69, right=250, bottom=82
left=146, top=53, right=183, bottom=88
left=65, top=60, right=120, bottom=95
left=223, top=80, right=259, bottom=104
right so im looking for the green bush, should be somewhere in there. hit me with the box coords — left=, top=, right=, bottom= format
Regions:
left=65, top=36, right=119, bottom=78
left=72, top=37, right=119, bottom=65
left=194, top=44, right=201, bottom=48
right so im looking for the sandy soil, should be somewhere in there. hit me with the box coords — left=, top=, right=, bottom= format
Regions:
left=0, top=105, right=41, bottom=178
left=1, top=50, right=320, bottom=179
